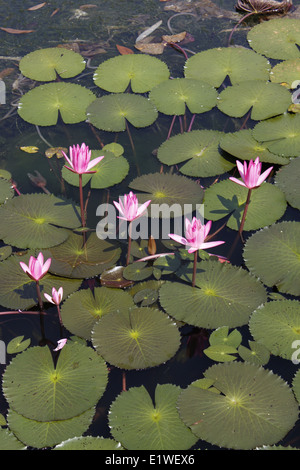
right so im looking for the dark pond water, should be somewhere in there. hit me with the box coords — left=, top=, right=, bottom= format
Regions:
left=0, top=0, right=299, bottom=452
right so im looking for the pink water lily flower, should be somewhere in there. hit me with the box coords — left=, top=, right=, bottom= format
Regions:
left=229, top=157, right=273, bottom=189
left=20, top=252, right=51, bottom=282
left=53, top=338, right=67, bottom=351
left=62, top=143, right=104, bottom=174
left=113, top=191, right=151, bottom=222
left=44, top=287, right=63, bottom=306
left=169, top=218, right=225, bottom=254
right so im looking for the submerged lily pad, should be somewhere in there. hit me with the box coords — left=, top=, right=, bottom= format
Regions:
left=62, top=149, right=129, bottom=189
left=203, top=179, right=286, bottom=232
left=0, top=194, right=80, bottom=249
left=92, top=307, right=180, bottom=370
left=220, top=129, right=289, bottom=165
left=178, top=362, right=298, bottom=449
left=275, top=157, right=300, bottom=210
left=249, top=300, right=300, bottom=360
left=247, top=18, right=300, bottom=60
left=60, top=286, right=135, bottom=340
left=18, top=82, right=95, bottom=126
left=184, top=47, right=270, bottom=87
left=243, top=221, right=300, bottom=296
left=19, top=47, right=86, bottom=81
left=44, top=232, right=121, bottom=279
left=159, top=260, right=267, bottom=329
left=93, top=54, right=170, bottom=93
left=217, top=81, right=291, bottom=120
left=87, top=93, right=158, bottom=132
left=109, top=384, right=197, bottom=450
left=2, top=342, right=108, bottom=421
left=149, top=78, right=217, bottom=115
left=156, top=130, right=234, bottom=177
left=252, top=113, right=300, bottom=157
left=129, top=172, right=204, bottom=216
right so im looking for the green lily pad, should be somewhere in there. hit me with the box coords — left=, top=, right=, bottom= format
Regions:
left=238, top=341, right=270, bottom=366
left=249, top=300, right=300, bottom=360
left=149, top=78, right=217, bottom=115
left=54, top=436, right=123, bottom=450
left=178, top=362, right=299, bottom=449
left=0, top=177, right=14, bottom=203
left=123, top=262, right=153, bottom=281
left=184, top=47, right=270, bottom=87
left=7, top=407, right=95, bottom=449
left=87, top=93, right=158, bottom=132
left=0, top=427, right=25, bottom=450
left=60, top=286, right=135, bottom=341
left=252, top=112, right=300, bottom=157
left=243, top=221, right=300, bottom=296
left=0, top=251, right=82, bottom=310
left=2, top=342, right=108, bottom=421
left=61, top=149, right=129, bottom=189
left=203, top=179, right=286, bottom=232
left=0, top=194, right=80, bottom=249
left=156, top=130, right=234, bottom=177
left=270, top=58, right=300, bottom=88
left=93, top=54, right=170, bottom=93
left=92, top=307, right=181, bottom=370
left=0, top=169, right=12, bottom=180
left=109, top=384, right=197, bottom=450
left=7, top=336, right=31, bottom=355
left=209, top=326, right=242, bottom=349
left=19, top=47, right=86, bottom=81
left=275, top=157, right=300, bottom=210
left=292, top=369, right=300, bottom=404
left=44, top=232, right=121, bottom=279
left=133, top=288, right=158, bottom=307
left=204, top=344, right=238, bottom=362
left=102, top=142, right=124, bottom=157
left=129, top=172, right=204, bottom=216
left=247, top=18, right=300, bottom=60
left=0, top=245, right=12, bottom=261
left=217, top=81, right=291, bottom=120
left=159, top=260, right=267, bottom=329
left=220, top=129, right=290, bottom=165
left=18, top=82, right=96, bottom=126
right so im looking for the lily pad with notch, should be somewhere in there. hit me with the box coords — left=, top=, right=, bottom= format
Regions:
left=0, top=193, right=80, bottom=249
left=203, top=179, right=287, bottom=232
left=238, top=340, right=270, bottom=366
left=93, top=54, right=170, bottom=93
left=243, top=221, right=300, bottom=296
left=184, top=47, right=270, bottom=87
left=19, top=47, right=86, bottom=81
left=92, top=306, right=181, bottom=370
left=157, top=130, right=234, bottom=177
left=18, top=82, right=96, bottom=126
left=217, top=80, right=291, bottom=120
left=275, top=157, right=300, bottom=210
left=87, top=93, right=158, bottom=132
left=178, top=362, right=299, bottom=449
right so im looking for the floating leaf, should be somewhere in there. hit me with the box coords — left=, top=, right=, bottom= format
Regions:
left=217, top=81, right=291, bottom=120
left=159, top=260, right=267, bottom=329
left=252, top=112, right=300, bottom=157
left=92, top=307, right=181, bottom=369
left=275, top=157, right=300, bottom=210
left=0, top=427, right=25, bottom=450
left=0, top=177, right=14, bottom=204
left=184, top=47, right=270, bottom=87
left=2, top=342, right=108, bottom=421
left=292, top=369, right=300, bottom=404
left=116, top=44, right=134, bottom=55
left=87, top=93, right=158, bottom=132
left=60, top=286, right=135, bottom=340
left=20, top=146, right=39, bottom=153
left=45, top=147, right=68, bottom=159
left=238, top=341, right=270, bottom=366
left=7, top=336, right=31, bottom=355
left=123, top=262, right=153, bottom=281
left=209, top=326, right=242, bottom=349
left=249, top=300, right=300, bottom=360
left=178, top=362, right=299, bottom=449
left=100, top=266, right=134, bottom=288
left=18, top=82, right=95, bottom=126
left=243, top=221, right=300, bottom=296
left=54, top=436, right=123, bottom=450
left=19, top=47, right=86, bottom=81
left=129, top=172, right=204, bottom=215
left=0, top=27, right=35, bottom=34
left=109, top=384, right=197, bottom=450
left=204, top=344, right=238, bottom=362
left=0, top=245, right=12, bottom=261
left=247, top=18, right=300, bottom=60
left=0, top=194, right=80, bottom=249
left=203, top=179, right=286, bottom=232
left=93, top=54, right=170, bottom=93
left=270, top=58, right=300, bottom=88
left=220, top=129, right=289, bottom=165
left=156, top=130, right=234, bottom=177
left=149, top=78, right=217, bottom=115
left=134, top=42, right=165, bottom=55
left=133, top=288, right=158, bottom=306
left=44, top=232, right=121, bottom=279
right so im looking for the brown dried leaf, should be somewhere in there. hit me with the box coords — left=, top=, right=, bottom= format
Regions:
left=0, top=68, right=15, bottom=79
left=134, top=42, right=165, bottom=54
left=162, top=31, right=187, bottom=43
left=116, top=44, right=134, bottom=55
left=28, top=2, right=46, bottom=10
left=50, top=8, right=59, bottom=17
left=0, top=27, right=35, bottom=34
